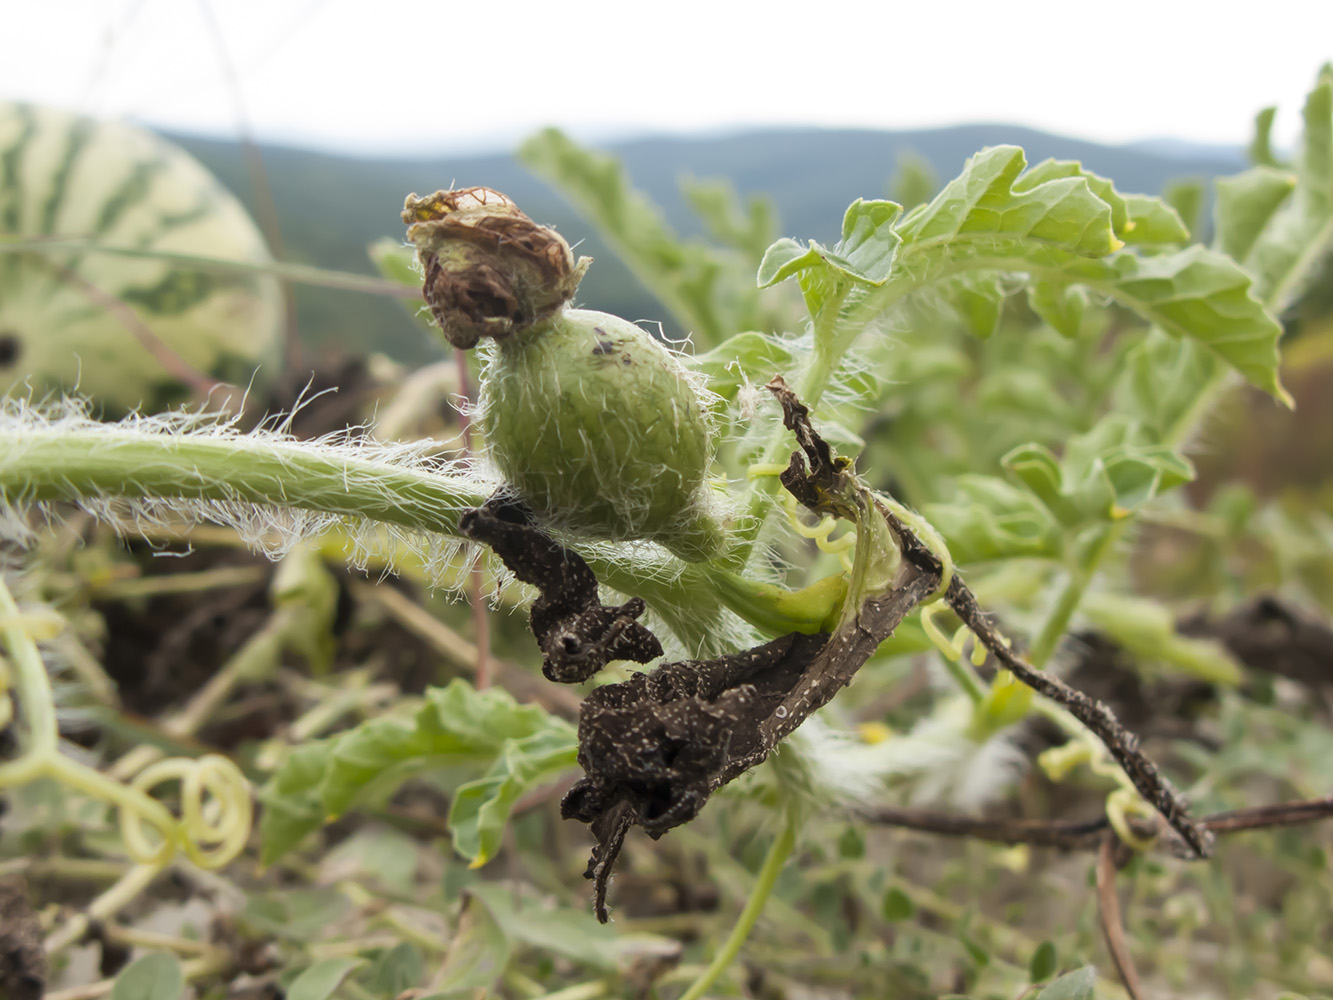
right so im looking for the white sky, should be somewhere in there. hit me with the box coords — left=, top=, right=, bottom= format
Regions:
left=3, top=0, right=1332, bottom=156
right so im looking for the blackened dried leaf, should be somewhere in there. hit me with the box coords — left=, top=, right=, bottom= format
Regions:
left=766, top=375, right=860, bottom=522
left=561, top=632, right=828, bottom=920
left=460, top=498, right=663, bottom=682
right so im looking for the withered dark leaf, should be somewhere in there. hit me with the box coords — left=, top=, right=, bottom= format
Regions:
left=459, top=496, right=663, bottom=682
left=561, top=632, right=828, bottom=921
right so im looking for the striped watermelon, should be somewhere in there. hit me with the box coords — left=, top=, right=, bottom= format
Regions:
left=0, top=102, right=283, bottom=412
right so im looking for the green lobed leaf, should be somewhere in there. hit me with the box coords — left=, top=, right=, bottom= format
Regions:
left=110, top=953, right=183, bottom=1000
left=258, top=681, right=575, bottom=866
left=258, top=741, right=335, bottom=866
left=757, top=199, right=904, bottom=317
left=1000, top=415, right=1194, bottom=530
left=448, top=728, right=579, bottom=867
left=1094, top=246, right=1288, bottom=403
left=758, top=143, right=1286, bottom=400
left=899, top=147, right=1118, bottom=255
left=320, top=680, right=573, bottom=818
left=1012, top=158, right=1188, bottom=246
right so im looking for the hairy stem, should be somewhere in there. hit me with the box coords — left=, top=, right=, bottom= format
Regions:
left=0, top=423, right=489, bottom=536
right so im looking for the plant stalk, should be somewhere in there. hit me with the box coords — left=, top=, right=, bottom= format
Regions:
left=676, top=808, right=797, bottom=1000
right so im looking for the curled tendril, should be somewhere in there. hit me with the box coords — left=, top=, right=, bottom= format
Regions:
left=1040, top=737, right=1158, bottom=852
left=121, top=754, right=254, bottom=869
left=748, top=463, right=858, bottom=572
left=919, top=604, right=968, bottom=661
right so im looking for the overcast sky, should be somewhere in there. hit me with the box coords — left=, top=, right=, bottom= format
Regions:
left=4, top=0, right=1332, bottom=156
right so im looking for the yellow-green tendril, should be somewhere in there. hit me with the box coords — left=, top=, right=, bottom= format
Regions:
left=0, top=576, right=253, bottom=873
left=748, top=463, right=858, bottom=571
left=126, top=755, right=254, bottom=868
left=1038, top=735, right=1158, bottom=852
left=919, top=605, right=986, bottom=705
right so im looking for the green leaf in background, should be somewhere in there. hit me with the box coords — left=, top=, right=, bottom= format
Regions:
left=924, top=476, right=1063, bottom=563
left=1119, top=329, right=1223, bottom=439
left=320, top=680, right=574, bottom=818
left=1004, top=415, right=1196, bottom=527
left=364, top=942, right=423, bottom=997
left=1163, top=178, right=1207, bottom=240
left=428, top=892, right=512, bottom=997
left=468, top=883, right=619, bottom=972
left=692, top=329, right=798, bottom=401
left=1081, top=592, right=1244, bottom=685
left=241, top=887, right=352, bottom=942
left=1217, top=68, right=1333, bottom=313
left=881, top=886, right=916, bottom=922
left=449, top=727, right=579, bottom=867
left=1027, top=280, right=1087, bottom=338
left=1029, top=939, right=1059, bottom=983
left=1034, top=965, right=1097, bottom=1000
left=519, top=128, right=772, bottom=347
left=1249, top=105, right=1282, bottom=167
left=110, top=953, right=183, bottom=1000
left=680, top=174, right=779, bottom=263
left=258, top=681, right=576, bottom=865
left=257, top=741, right=335, bottom=866
left=286, top=957, right=365, bottom=1000
left=953, top=274, right=1006, bottom=339
left=1214, top=167, right=1298, bottom=264
left=891, top=149, right=941, bottom=210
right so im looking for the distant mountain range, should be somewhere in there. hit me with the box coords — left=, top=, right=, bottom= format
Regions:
left=171, top=125, right=1245, bottom=366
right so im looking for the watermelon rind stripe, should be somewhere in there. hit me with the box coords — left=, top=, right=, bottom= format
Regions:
left=40, top=115, right=96, bottom=235
left=92, top=158, right=166, bottom=237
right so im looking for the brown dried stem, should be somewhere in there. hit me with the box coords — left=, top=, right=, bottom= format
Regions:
left=1096, top=835, right=1144, bottom=1000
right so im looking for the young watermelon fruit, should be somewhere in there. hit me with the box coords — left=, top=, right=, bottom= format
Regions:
left=404, top=188, right=726, bottom=561
left=0, top=102, right=283, bottom=412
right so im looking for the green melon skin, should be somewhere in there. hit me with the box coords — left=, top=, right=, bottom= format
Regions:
left=479, top=309, right=725, bottom=562
left=0, top=102, right=283, bottom=413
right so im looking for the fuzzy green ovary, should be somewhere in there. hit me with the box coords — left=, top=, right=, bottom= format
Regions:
left=480, top=309, right=724, bottom=561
